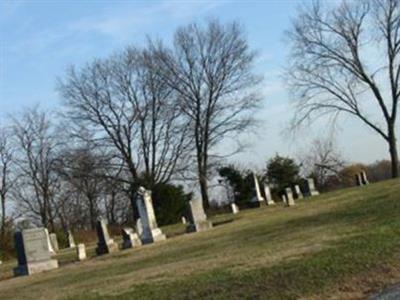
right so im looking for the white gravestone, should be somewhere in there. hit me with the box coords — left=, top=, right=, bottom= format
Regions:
left=135, top=187, right=166, bottom=244
left=250, top=174, right=265, bottom=207
left=281, top=194, right=288, bottom=205
left=305, top=178, right=320, bottom=196
left=181, top=216, right=187, bottom=224
left=294, top=185, right=303, bottom=199
left=67, top=230, right=76, bottom=248
left=44, top=228, right=55, bottom=254
left=121, top=227, right=142, bottom=249
left=76, top=243, right=87, bottom=261
left=263, top=184, right=275, bottom=205
left=231, top=203, right=239, bottom=214
left=95, top=219, right=119, bottom=255
left=49, top=233, right=59, bottom=252
left=14, top=228, right=59, bottom=276
left=187, top=199, right=213, bottom=232
left=355, top=173, right=362, bottom=186
left=285, top=187, right=295, bottom=207
left=361, top=171, right=369, bottom=185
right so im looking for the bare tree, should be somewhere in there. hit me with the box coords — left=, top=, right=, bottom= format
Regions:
left=12, top=108, right=61, bottom=230
left=58, top=47, right=192, bottom=213
left=150, top=20, right=262, bottom=208
left=0, top=127, right=14, bottom=241
left=287, top=0, right=400, bottom=178
left=298, top=137, right=346, bottom=187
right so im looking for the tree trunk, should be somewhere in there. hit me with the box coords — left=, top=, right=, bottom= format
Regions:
left=199, top=171, right=209, bottom=210
left=388, top=126, right=399, bottom=178
left=1, top=194, right=5, bottom=242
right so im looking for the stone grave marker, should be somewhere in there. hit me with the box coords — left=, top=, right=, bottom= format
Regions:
left=355, top=173, right=363, bottom=186
left=361, top=171, right=369, bottom=185
left=135, top=187, right=166, bottom=244
left=67, top=230, right=76, bottom=248
left=263, top=184, right=275, bottom=205
left=76, top=243, right=86, bottom=261
left=44, top=228, right=55, bottom=255
left=121, top=227, right=142, bottom=249
left=95, top=219, right=119, bottom=255
left=13, top=228, right=59, bottom=276
left=231, top=203, right=239, bottom=214
left=304, top=178, right=320, bottom=196
left=294, top=185, right=303, bottom=199
left=285, top=187, right=295, bottom=207
left=49, top=233, right=59, bottom=252
left=187, top=199, right=213, bottom=233
left=249, top=174, right=265, bottom=207
left=181, top=216, right=187, bottom=224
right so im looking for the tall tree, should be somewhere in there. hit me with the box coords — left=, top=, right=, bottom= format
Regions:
left=0, top=127, right=14, bottom=241
left=150, top=20, right=262, bottom=208
left=12, top=108, right=60, bottom=230
left=287, top=0, right=400, bottom=177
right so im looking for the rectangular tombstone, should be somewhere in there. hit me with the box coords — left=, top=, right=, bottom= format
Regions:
left=360, top=171, right=369, bottom=185
left=44, top=228, right=55, bottom=255
left=95, top=219, right=119, bottom=255
left=67, top=230, right=76, bottom=248
left=76, top=243, right=87, bottom=261
left=181, top=216, right=187, bottom=224
left=263, top=184, right=275, bottom=205
left=294, top=185, right=303, bottom=199
left=304, top=178, right=320, bottom=197
left=136, top=187, right=166, bottom=244
left=14, top=228, right=59, bottom=276
left=281, top=194, right=287, bottom=205
left=231, top=203, right=239, bottom=214
left=285, top=187, right=295, bottom=207
left=187, top=199, right=213, bottom=233
left=49, top=233, right=59, bottom=252
left=121, top=227, right=142, bottom=249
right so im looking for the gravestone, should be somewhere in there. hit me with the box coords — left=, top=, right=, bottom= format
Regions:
left=135, top=187, right=166, bottom=244
left=304, top=178, right=320, bottom=196
left=281, top=194, right=287, bottom=205
left=121, top=227, right=142, bottom=249
left=181, top=216, right=187, bottom=224
left=355, top=173, right=363, bottom=186
left=44, top=228, right=55, bottom=254
left=294, top=185, right=303, bottom=199
left=249, top=174, right=265, bottom=207
left=263, top=184, right=275, bottom=205
left=95, top=219, right=119, bottom=255
left=67, top=230, right=76, bottom=248
left=76, top=243, right=86, bottom=261
left=49, top=233, right=59, bottom=252
left=13, top=228, right=59, bottom=276
left=361, top=171, right=369, bottom=185
left=187, top=199, right=213, bottom=232
left=231, top=203, right=239, bottom=214
left=285, top=187, right=295, bottom=207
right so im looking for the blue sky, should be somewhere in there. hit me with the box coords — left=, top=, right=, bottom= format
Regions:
left=0, top=0, right=390, bottom=168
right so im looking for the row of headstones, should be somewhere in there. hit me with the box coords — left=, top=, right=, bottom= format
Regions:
left=355, top=171, right=369, bottom=186
left=13, top=186, right=212, bottom=276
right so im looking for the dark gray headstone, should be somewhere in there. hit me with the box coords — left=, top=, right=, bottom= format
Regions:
left=13, top=228, right=58, bottom=276
left=95, top=219, right=118, bottom=255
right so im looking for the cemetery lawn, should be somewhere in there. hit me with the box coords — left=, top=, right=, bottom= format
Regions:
left=1, top=180, right=400, bottom=299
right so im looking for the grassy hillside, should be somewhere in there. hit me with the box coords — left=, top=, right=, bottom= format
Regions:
left=0, top=179, right=400, bottom=299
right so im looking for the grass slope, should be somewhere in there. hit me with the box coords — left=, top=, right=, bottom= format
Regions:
left=0, top=179, right=400, bottom=299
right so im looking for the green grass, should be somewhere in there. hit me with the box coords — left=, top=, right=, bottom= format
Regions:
left=0, top=179, right=400, bottom=299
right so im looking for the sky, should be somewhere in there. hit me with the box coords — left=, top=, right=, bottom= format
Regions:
left=0, top=0, right=391, bottom=169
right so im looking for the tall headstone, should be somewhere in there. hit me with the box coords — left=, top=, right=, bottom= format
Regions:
left=281, top=194, right=288, bottom=205
left=304, top=178, right=320, bottom=196
left=44, top=228, right=55, bottom=254
left=121, top=227, right=142, bottom=249
left=187, top=199, right=213, bottom=232
left=360, top=171, right=369, bottom=185
left=49, top=233, right=59, bottom=252
left=231, top=203, right=239, bottom=214
left=76, top=243, right=86, bottom=261
left=294, top=185, right=303, bottom=199
left=95, top=219, right=119, bottom=255
left=355, top=173, right=363, bottom=186
left=181, top=216, right=187, bottom=224
left=263, top=184, right=275, bottom=205
left=249, top=174, right=265, bottom=207
left=67, top=230, right=76, bottom=248
left=285, top=187, right=295, bottom=207
left=135, top=187, right=166, bottom=244
left=13, top=228, right=59, bottom=276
